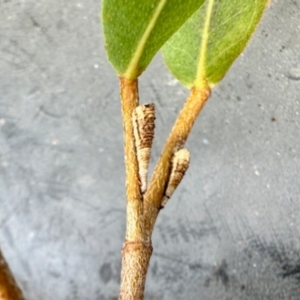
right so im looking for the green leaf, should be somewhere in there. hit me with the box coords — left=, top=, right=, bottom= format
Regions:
left=162, top=0, right=269, bottom=88
left=102, top=0, right=205, bottom=79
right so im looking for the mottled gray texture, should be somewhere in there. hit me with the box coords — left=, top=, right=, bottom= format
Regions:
left=0, top=0, right=300, bottom=299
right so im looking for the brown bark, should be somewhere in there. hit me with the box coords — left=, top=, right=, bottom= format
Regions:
left=118, top=79, right=211, bottom=299
left=0, top=250, right=24, bottom=300
left=119, top=78, right=150, bottom=300
left=144, top=86, right=211, bottom=238
left=119, top=78, right=143, bottom=243
left=119, top=242, right=152, bottom=300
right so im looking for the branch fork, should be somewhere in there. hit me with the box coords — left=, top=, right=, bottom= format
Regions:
left=119, top=77, right=210, bottom=300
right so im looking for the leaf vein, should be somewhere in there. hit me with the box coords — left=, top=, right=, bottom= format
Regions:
left=207, top=2, right=259, bottom=80
left=124, top=0, right=168, bottom=79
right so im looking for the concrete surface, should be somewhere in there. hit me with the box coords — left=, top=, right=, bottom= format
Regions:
left=1, top=0, right=300, bottom=299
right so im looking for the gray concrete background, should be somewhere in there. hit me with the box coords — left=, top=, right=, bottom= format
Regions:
left=0, top=0, right=300, bottom=299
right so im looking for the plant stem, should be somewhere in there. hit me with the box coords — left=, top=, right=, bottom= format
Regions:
left=119, top=242, right=152, bottom=300
left=118, top=80, right=210, bottom=299
left=0, top=250, right=24, bottom=300
left=119, top=78, right=143, bottom=243
left=119, top=78, right=152, bottom=300
left=144, top=85, right=211, bottom=238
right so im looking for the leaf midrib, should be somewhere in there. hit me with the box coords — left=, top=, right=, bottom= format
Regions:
left=124, top=0, right=167, bottom=79
left=194, top=0, right=214, bottom=88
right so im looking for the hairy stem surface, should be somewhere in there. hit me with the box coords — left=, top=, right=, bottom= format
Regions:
left=119, top=78, right=150, bottom=300
left=119, top=242, right=152, bottom=300
left=119, top=79, right=210, bottom=299
left=144, top=85, right=211, bottom=238
left=119, top=78, right=143, bottom=243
